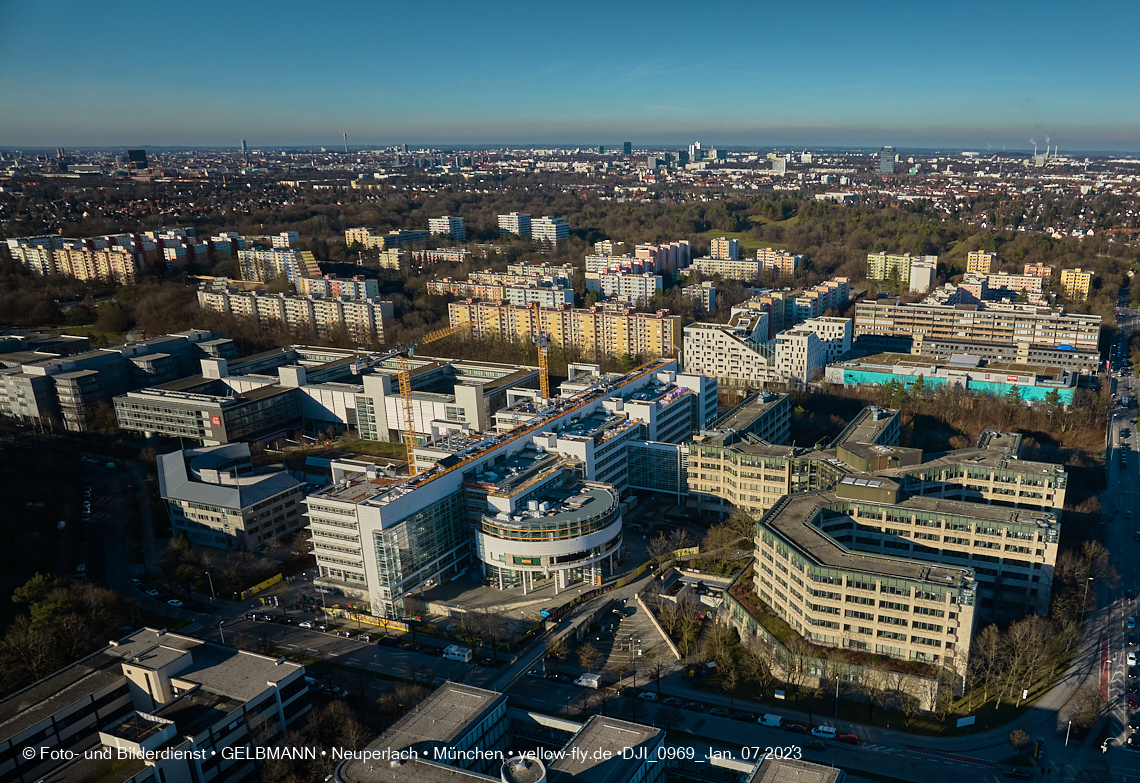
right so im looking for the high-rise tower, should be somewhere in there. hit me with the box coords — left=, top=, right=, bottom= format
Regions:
left=241, top=139, right=248, bottom=165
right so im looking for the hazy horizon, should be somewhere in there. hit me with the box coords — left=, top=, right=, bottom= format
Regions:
left=2, top=0, right=1138, bottom=152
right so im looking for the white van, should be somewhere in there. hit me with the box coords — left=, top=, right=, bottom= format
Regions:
left=758, top=714, right=782, bottom=727
left=574, top=673, right=601, bottom=689
left=810, top=726, right=837, bottom=739
left=443, top=644, right=473, bottom=663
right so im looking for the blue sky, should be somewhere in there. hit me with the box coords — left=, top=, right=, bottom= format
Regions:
left=1, top=0, right=1138, bottom=151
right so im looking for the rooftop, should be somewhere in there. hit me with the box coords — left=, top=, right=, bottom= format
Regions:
left=748, top=758, right=844, bottom=783
left=838, top=351, right=1071, bottom=381
left=829, top=406, right=897, bottom=449
left=548, top=716, right=663, bottom=783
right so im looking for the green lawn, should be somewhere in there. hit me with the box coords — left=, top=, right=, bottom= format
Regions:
left=748, top=214, right=801, bottom=228
left=334, top=439, right=408, bottom=460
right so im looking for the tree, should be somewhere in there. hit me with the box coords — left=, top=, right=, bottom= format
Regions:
left=741, top=639, right=778, bottom=698
left=578, top=643, right=602, bottom=673
left=592, top=687, right=619, bottom=716
left=1009, top=729, right=1031, bottom=756
left=721, top=665, right=739, bottom=709
left=12, top=573, right=58, bottom=606
left=643, top=651, right=668, bottom=694
left=479, top=608, right=509, bottom=661
left=546, top=637, right=569, bottom=672
left=656, top=705, right=684, bottom=731
left=621, top=692, right=645, bottom=723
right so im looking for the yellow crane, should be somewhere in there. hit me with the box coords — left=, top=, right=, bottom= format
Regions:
left=398, top=322, right=470, bottom=475
left=537, top=333, right=551, bottom=399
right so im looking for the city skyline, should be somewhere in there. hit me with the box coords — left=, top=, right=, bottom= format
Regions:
left=1, top=0, right=1138, bottom=151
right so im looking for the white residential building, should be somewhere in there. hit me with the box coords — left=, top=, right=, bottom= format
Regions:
left=709, top=237, right=739, bottom=260
left=497, top=212, right=531, bottom=236
left=683, top=313, right=825, bottom=386
left=504, top=285, right=575, bottom=308
left=584, top=271, right=663, bottom=304
left=429, top=215, right=466, bottom=240
left=909, top=256, right=937, bottom=293
left=532, top=216, right=569, bottom=245
left=689, top=257, right=762, bottom=281
left=799, top=316, right=853, bottom=363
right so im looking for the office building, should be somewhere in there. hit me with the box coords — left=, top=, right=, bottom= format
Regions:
left=584, top=271, right=663, bottom=304
left=497, top=212, right=531, bottom=236
left=1059, top=268, right=1093, bottom=301
left=0, top=329, right=233, bottom=432
left=197, top=288, right=395, bottom=343
left=241, top=138, right=248, bottom=164
left=866, top=252, right=937, bottom=286
left=909, top=256, right=936, bottom=293
left=799, top=316, right=853, bottom=363
left=158, top=443, right=305, bottom=549
left=448, top=301, right=683, bottom=359
left=303, top=358, right=710, bottom=614
left=297, top=274, right=378, bottom=299
left=966, top=251, right=997, bottom=275
left=0, top=627, right=309, bottom=783
left=623, top=141, right=632, bottom=155
left=852, top=299, right=1101, bottom=372
left=531, top=215, right=569, bottom=245
left=710, top=236, right=739, bottom=260
left=332, top=682, right=666, bottom=783
left=126, top=149, right=148, bottom=169
left=238, top=248, right=321, bottom=287
left=878, top=146, right=896, bottom=175
left=827, top=353, right=1078, bottom=405
left=429, top=215, right=466, bottom=240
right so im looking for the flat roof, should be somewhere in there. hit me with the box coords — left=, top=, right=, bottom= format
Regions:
left=0, top=651, right=126, bottom=739
left=830, top=406, right=897, bottom=449
left=548, top=716, right=662, bottom=783
left=36, top=749, right=147, bottom=783
left=748, top=757, right=843, bottom=783
left=763, top=491, right=975, bottom=586
left=840, top=352, right=1068, bottom=380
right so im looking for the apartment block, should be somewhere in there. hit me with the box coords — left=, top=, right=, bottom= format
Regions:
left=682, top=316, right=825, bottom=387
left=297, top=274, right=379, bottom=299
left=966, top=250, right=997, bottom=275
left=428, top=215, right=466, bottom=240
left=376, top=248, right=410, bottom=270
left=584, top=271, right=663, bottom=304
left=506, top=262, right=578, bottom=282
left=853, top=299, right=1101, bottom=372
left=197, top=288, right=395, bottom=342
left=909, top=256, right=936, bottom=293
left=1059, top=267, right=1093, bottom=301
left=799, top=316, right=853, bottom=363
left=448, top=301, right=683, bottom=358
left=866, top=252, right=937, bottom=286
left=734, top=277, right=852, bottom=338
left=756, top=248, right=803, bottom=279
left=1023, top=263, right=1055, bottom=278
left=689, top=257, right=762, bottom=280
left=346, top=228, right=431, bottom=250
left=683, top=281, right=717, bottom=313
left=158, top=443, right=305, bottom=549
left=238, top=248, right=321, bottom=286
left=710, top=236, right=739, bottom=260
left=0, top=627, right=309, bottom=783
left=412, top=247, right=473, bottom=265
left=497, top=212, right=531, bottom=236
left=532, top=215, right=569, bottom=245
left=594, top=240, right=628, bottom=255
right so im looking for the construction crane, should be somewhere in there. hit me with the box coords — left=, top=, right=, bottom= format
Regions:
left=398, top=322, right=471, bottom=475
left=537, top=333, right=551, bottom=399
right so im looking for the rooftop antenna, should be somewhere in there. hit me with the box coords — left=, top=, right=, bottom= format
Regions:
left=343, top=131, right=348, bottom=154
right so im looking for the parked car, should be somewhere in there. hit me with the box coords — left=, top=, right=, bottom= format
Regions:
left=356, top=633, right=372, bottom=642
left=526, top=669, right=544, bottom=678
left=638, top=692, right=659, bottom=702
left=810, top=726, right=837, bottom=740
left=683, top=701, right=704, bottom=712
left=1003, top=770, right=1032, bottom=780
left=805, top=740, right=826, bottom=751
left=731, top=712, right=755, bottom=723
left=316, top=624, right=329, bottom=632
left=336, top=630, right=352, bottom=638
left=166, top=599, right=183, bottom=608
left=1127, top=693, right=1139, bottom=709
left=299, top=621, right=314, bottom=629
left=129, top=578, right=143, bottom=587
left=837, top=733, right=859, bottom=745
left=662, top=697, right=683, bottom=706
left=783, top=723, right=808, bottom=734
left=1128, top=616, right=1137, bottom=629
left=708, top=706, right=729, bottom=717
left=145, top=589, right=160, bottom=597
left=547, top=673, right=570, bottom=684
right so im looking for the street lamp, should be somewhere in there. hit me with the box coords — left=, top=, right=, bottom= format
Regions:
left=834, top=675, right=840, bottom=720
left=205, top=571, right=216, bottom=603
left=218, top=621, right=225, bottom=646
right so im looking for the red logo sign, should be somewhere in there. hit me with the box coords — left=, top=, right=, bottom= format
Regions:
left=1005, top=375, right=1018, bottom=383
left=210, top=415, right=222, bottom=427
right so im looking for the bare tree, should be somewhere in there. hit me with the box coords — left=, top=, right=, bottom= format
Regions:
left=721, top=665, right=739, bottom=709
left=656, top=704, right=685, bottom=731
left=592, top=687, right=619, bottom=716
left=621, top=692, right=645, bottom=722
left=546, top=637, right=569, bottom=672
left=1009, top=729, right=1031, bottom=756
left=479, top=607, right=509, bottom=661
left=701, top=625, right=737, bottom=670
left=853, top=667, right=883, bottom=720
left=782, top=637, right=814, bottom=703
left=741, top=638, right=778, bottom=698
left=643, top=651, right=668, bottom=694
left=578, top=643, right=603, bottom=673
